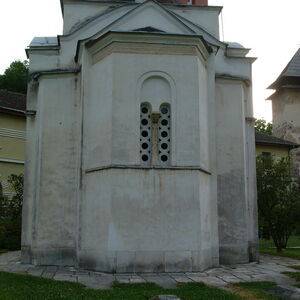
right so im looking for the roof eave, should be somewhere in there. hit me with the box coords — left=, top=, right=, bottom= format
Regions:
left=0, top=106, right=26, bottom=117
left=256, top=141, right=299, bottom=149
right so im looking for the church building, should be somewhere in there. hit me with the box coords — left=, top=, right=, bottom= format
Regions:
left=22, top=0, right=258, bottom=272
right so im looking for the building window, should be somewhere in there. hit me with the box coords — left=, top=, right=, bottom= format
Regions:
left=140, top=103, right=171, bottom=167
left=262, top=152, right=271, bottom=158
left=140, top=103, right=152, bottom=165
left=158, top=104, right=171, bottom=166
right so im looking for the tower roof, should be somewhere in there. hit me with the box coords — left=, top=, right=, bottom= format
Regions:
left=269, top=48, right=300, bottom=89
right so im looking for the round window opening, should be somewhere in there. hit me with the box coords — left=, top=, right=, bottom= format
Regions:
left=141, top=119, right=148, bottom=126
left=161, top=155, right=168, bottom=162
left=161, top=119, right=168, bottom=126
left=161, top=143, right=168, bottom=150
left=141, top=107, right=148, bottom=114
left=161, top=107, right=168, bottom=114
left=161, top=131, right=168, bottom=138
left=142, top=155, right=149, bottom=161
left=141, top=131, right=148, bottom=137
left=142, top=143, right=148, bottom=149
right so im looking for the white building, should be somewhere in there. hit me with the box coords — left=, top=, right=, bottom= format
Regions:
left=22, top=0, right=258, bottom=272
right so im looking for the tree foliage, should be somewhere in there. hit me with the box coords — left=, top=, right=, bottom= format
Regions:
left=257, top=155, right=300, bottom=252
left=255, top=119, right=273, bottom=135
left=0, top=60, right=29, bottom=94
left=0, top=174, right=23, bottom=221
left=0, top=174, right=23, bottom=250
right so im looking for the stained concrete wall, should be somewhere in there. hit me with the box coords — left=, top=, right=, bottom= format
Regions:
left=215, top=78, right=258, bottom=264
left=22, top=75, right=80, bottom=265
left=78, top=49, right=216, bottom=272
left=80, top=169, right=211, bottom=272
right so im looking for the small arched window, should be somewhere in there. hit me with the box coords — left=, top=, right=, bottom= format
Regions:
left=140, top=103, right=171, bottom=167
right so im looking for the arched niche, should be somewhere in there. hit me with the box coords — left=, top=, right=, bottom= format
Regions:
left=138, top=72, right=175, bottom=112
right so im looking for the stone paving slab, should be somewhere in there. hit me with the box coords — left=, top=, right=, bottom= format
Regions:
left=54, top=274, right=78, bottom=282
left=0, top=252, right=299, bottom=290
left=191, top=276, right=227, bottom=287
left=42, top=266, right=58, bottom=279
left=141, top=274, right=177, bottom=289
left=27, top=266, right=46, bottom=277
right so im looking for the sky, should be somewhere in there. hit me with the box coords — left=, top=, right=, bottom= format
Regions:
left=0, top=0, right=300, bottom=121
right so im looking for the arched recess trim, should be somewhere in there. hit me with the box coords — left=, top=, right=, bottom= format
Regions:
left=137, top=71, right=176, bottom=166
left=137, top=71, right=176, bottom=112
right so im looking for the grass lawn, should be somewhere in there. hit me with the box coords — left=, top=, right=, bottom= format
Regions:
left=230, top=282, right=279, bottom=300
left=282, top=266, right=300, bottom=288
left=0, top=272, right=279, bottom=300
left=0, top=271, right=242, bottom=300
left=260, top=236, right=300, bottom=260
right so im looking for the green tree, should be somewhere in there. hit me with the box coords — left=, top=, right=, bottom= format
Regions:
left=0, top=174, right=23, bottom=251
left=255, top=119, right=273, bottom=135
left=0, top=60, right=29, bottom=94
left=0, top=182, right=7, bottom=219
left=7, top=174, right=24, bottom=220
left=257, top=155, right=300, bottom=252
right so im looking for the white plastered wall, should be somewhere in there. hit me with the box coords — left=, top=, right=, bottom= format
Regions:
left=78, top=48, right=215, bottom=272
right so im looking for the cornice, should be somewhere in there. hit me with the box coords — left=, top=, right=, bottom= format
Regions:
left=80, top=31, right=211, bottom=64
left=85, top=164, right=211, bottom=175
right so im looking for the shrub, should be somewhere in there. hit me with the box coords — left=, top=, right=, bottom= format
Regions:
left=0, top=174, right=23, bottom=251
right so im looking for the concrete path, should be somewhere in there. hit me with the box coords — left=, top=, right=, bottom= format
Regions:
left=0, top=251, right=299, bottom=290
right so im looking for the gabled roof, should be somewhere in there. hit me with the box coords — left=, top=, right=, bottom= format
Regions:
left=269, top=48, right=300, bottom=90
left=255, top=131, right=299, bottom=149
left=0, top=90, right=26, bottom=116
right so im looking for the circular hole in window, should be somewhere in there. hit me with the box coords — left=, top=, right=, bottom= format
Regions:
left=161, top=119, right=168, bottom=126
left=141, top=131, right=148, bottom=137
left=161, top=143, right=168, bottom=150
left=141, top=107, right=148, bottom=114
left=142, top=143, right=148, bottom=149
left=161, top=107, right=168, bottom=114
left=141, top=119, right=148, bottom=126
left=142, top=155, right=148, bottom=161
left=161, top=131, right=168, bottom=138
left=161, top=155, right=168, bottom=162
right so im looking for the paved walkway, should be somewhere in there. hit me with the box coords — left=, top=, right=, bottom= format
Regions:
left=0, top=251, right=299, bottom=290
